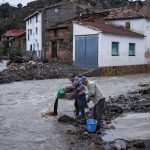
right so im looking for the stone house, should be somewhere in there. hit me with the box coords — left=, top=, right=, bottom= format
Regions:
left=25, top=1, right=87, bottom=62
left=45, top=20, right=73, bottom=62
left=2, top=29, right=26, bottom=53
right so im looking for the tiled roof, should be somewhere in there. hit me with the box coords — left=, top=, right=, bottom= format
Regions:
left=4, top=29, right=26, bottom=37
left=76, top=18, right=144, bottom=37
left=102, top=7, right=145, bottom=20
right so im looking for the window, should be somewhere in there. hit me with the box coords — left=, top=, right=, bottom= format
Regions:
left=129, top=43, right=135, bottom=56
left=33, top=44, right=35, bottom=50
left=28, top=29, right=30, bottom=41
left=125, top=22, right=130, bottom=30
left=37, top=43, right=39, bottom=50
left=30, top=44, right=32, bottom=51
left=30, top=18, right=32, bottom=23
left=112, top=42, right=119, bottom=56
left=30, top=29, right=32, bottom=35
left=54, top=8, right=59, bottom=13
left=38, top=50, right=41, bottom=57
left=36, top=27, right=38, bottom=34
left=36, top=15, right=38, bottom=22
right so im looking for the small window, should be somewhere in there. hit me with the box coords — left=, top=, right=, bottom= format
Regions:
left=129, top=43, right=135, bottom=56
left=30, top=29, right=32, bottom=35
left=112, top=42, right=119, bottom=56
left=38, top=50, right=41, bottom=57
left=30, top=18, right=32, bottom=23
left=36, top=15, right=38, bottom=22
left=36, top=27, right=38, bottom=34
left=54, top=8, right=59, bottom=13
left=28, top=29, right=30, bottom=41
left=28, top=20, right=29, bottom=25
left=33, top=44, right=35, bottom=50
left=125, top=22, right=130, bottom=30
left=37, top=43, right=39, bottom=50
left=30, top=44, right=32, bottom=51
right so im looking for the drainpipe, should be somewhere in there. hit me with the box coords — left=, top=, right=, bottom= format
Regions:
left=41, top=9, right=46, bottom=62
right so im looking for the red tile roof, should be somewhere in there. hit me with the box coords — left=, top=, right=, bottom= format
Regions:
left=4, top=29, right=26, bottom=37
left=76, top=18, right=144, bottom=37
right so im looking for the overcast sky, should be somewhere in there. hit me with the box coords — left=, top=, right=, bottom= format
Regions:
left=0, top=0, right=35, bottom=6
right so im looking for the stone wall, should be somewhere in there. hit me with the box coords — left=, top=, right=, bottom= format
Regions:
left=45, top=27, right=72, bottom=63
left=10, top=36, right=26, bottom=53
left=45, top=2, right=78, bottom=28
left=100, top=64, right=150, bottom=76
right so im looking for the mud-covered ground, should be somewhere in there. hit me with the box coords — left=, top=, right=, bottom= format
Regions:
left=0, top=74, right=150, bottom=150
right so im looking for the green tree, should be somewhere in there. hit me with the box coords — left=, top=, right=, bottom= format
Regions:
left=17, top=3, right=22, bottom=9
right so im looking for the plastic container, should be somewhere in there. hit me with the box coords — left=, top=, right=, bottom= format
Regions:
left=86, top=119, right=97, bottom=133
left=57, top=89, right=65, bottom=98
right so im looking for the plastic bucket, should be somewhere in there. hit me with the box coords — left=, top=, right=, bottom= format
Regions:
left=57, top=89, right=65, bottom=98
left=86, top=119, right=97, bottom=133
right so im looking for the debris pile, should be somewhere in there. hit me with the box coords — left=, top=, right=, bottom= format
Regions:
left=0, top=61, right=86, bottom=84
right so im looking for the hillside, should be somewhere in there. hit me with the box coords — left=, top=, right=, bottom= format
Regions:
left=0, top=0, right=131, bottom=37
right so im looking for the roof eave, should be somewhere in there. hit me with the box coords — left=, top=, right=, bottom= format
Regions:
left=103, top=31, right=145, bottom=38
left=24, top=10, right=42, bottom=21
left=104, top=16, right=146, bottom=21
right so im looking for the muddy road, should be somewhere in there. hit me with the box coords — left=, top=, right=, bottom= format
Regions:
left=0, top=74, right=149, bottom=150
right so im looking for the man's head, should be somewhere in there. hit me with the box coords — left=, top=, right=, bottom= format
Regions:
left=67, top=73, right=76, bottom=82
left=81, top=76, right=88, bottom=86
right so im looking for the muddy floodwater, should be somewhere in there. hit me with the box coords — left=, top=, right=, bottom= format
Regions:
left=0, top=74, right=150, bottom=150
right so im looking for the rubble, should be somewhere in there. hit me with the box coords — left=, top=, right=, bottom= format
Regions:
left=0, top=61, right=87, bottom=84
left=133, top=140, right=146, bottom=148
left=58, top=115, right=76, bottom=123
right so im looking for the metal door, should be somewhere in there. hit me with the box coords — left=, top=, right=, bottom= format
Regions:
left=86, top=35, right=98, bottom=68
left=75, top=36, right=86, bottom=67
left=75, top=35, right=98, bottom=68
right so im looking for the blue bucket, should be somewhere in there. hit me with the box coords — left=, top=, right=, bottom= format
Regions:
left=86, top=119, right=97, bottom=133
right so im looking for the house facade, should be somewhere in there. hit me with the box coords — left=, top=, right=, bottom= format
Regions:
left=25, top=11, right=43, bottom=58
left=106, top=18, right=150, bottom=52
left=45, top=22, right=73, bottom=63
left=73, top=18, right=146, bottom=69
left=73, top=8, right=150, bottom=72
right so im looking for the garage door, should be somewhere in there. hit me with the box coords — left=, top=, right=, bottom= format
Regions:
left=75, top=35, right=98, bottom=68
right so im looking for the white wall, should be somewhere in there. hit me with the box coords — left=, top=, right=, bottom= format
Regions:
left=107, top=18, right=150, bottom=51
left=73, top=23, right=146, bottom=67
left=26, top=13, right=42, bottom=57
left=99, top=33, right=146, bottom=67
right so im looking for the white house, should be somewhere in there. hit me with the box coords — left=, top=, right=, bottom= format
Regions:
left=104, top=8, right=150, bottom=55
left=73, top=8, right=150, bottom=68
left=24, top=11, right=43, bottom=58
